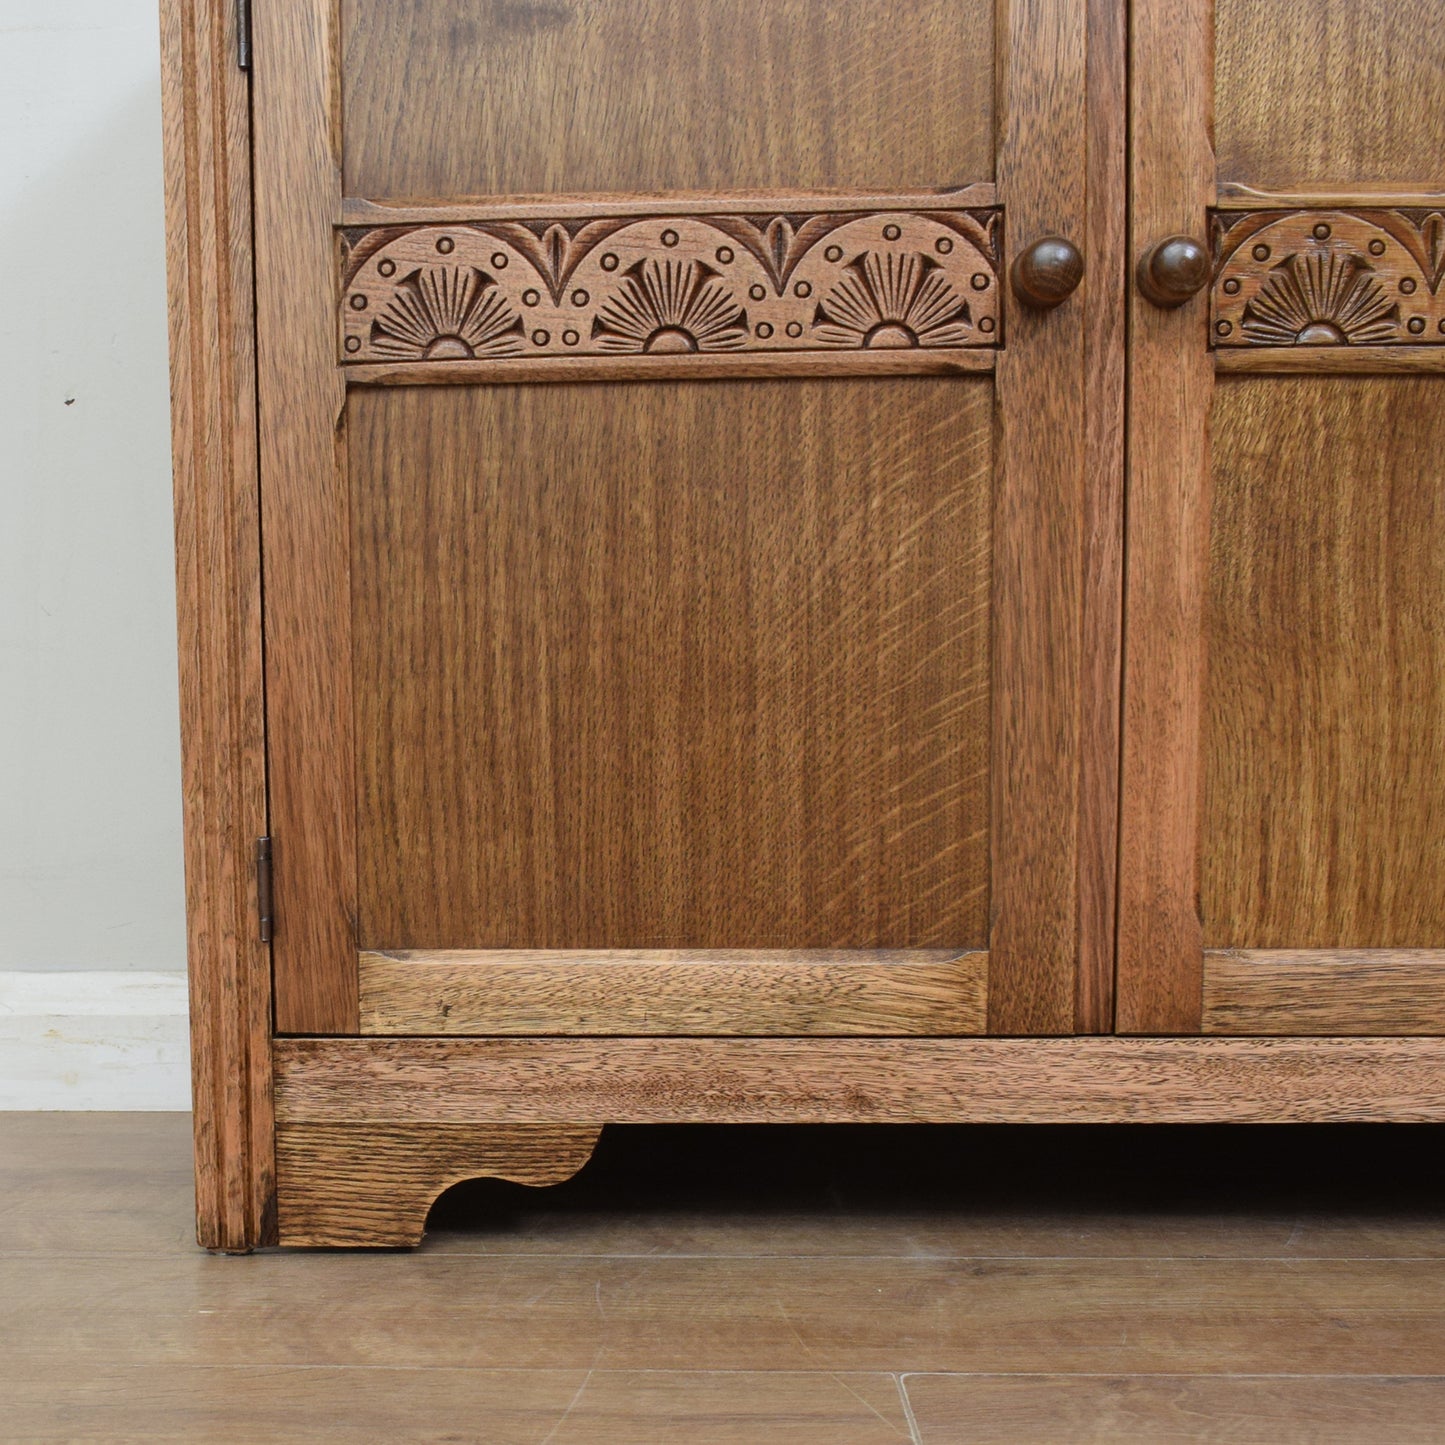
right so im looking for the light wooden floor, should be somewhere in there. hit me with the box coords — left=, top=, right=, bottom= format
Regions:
left=3, top=1114, right=1444, bottom=1442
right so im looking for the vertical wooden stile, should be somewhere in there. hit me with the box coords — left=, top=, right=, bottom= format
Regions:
left=252, top=0, right=359, bottom=1032
left=1116, top=0, right=1215, bottom=1032
left=160, top=0, right=274, bottom=1248
left=988, top=0, right=1098, bottom=1032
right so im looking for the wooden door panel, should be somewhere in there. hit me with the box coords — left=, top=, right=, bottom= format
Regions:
left=254, top=0, right=1119, bottom=1036
left=340, top=0, right=996, bottom=198
left=1203, top=376, right=1445, bottom=951
left=1121, top=0, right=1445, bottom=1036
left=1217, top=0, right=1445, bottom=190
left=352, top=378, right=992, bottom=951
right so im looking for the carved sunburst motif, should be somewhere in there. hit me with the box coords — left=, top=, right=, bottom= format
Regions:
left=591, top=258, right=749, bottom=353
left=369, top=266, right=525, bottom=361
left=813, top=252, right=973, bottom=348
left=1241, top=251, right=1400, bottom=345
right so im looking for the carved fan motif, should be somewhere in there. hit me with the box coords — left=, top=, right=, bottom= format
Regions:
left=1210, top=210, right=1445, bottom=349
left=591, top=258, right=749, bottom=353
left=369, top=266, right=525, bottom=361
left=339, top=206, right=1003, bottom=370
left=813, top=253, right=973, bottom=349
left=1241, top=251, right=1399, bottom=346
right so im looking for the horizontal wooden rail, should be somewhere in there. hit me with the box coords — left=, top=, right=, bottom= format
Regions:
left=275, top=1036, right=1445, bottom=1125
left=1204, top=950, right=1445, bottom=1036
left=359, top=949, right=988, bottom=1036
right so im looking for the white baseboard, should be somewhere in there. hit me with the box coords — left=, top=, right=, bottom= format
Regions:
left=0, top=971, right=190, bottom=1110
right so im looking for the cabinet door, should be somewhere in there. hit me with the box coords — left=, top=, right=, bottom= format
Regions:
left=1121, top=0, right=1445, bottom=1034
left=252, top=0, right=1122, bottom=1037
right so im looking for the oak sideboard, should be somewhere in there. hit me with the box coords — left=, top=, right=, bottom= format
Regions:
left=161, top=0, right=1445, bottom=1249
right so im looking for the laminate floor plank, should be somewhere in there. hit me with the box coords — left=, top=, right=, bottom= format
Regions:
left=903, top=1373, right=1445, bottom=1444
left=428, top=1208, right=1445, bottom=1261
left=2, top=1366, right=914, bottom=1444
left=0, top=1113, right=196, bottom=1255
left=6, top=1254, right=1445, bottom=1374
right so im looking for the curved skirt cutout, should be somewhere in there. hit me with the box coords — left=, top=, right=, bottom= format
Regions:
left=275, top=1122, right=602, bottom=1248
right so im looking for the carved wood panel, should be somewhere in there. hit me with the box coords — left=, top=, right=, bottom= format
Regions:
left=339, top=206, right=1002, bottom=376
left=1211, top=210, right=1445, bottom=347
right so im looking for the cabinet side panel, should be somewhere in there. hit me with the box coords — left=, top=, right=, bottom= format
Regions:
left=161, top=0, right=274, bottom=1249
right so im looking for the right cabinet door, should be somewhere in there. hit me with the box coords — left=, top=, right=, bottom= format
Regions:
left=1120, top=0, right=1445, bottom=1035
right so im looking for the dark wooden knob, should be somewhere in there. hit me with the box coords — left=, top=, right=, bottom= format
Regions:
left=1010, top=236, right=1085, bottom=309
left=1137, top=235, right=1211, bottom=308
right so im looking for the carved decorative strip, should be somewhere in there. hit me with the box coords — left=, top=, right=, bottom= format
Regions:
left=339, top=207, right=1002, bottom=372
left=1211, top=209, right=1445, bottom=348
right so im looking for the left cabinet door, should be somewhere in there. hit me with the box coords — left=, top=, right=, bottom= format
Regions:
left=252, top=0, right=1123, bottom=1038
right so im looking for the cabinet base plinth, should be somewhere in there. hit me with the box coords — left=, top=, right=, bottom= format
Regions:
left=274, top=1122, right=602, bottom=1248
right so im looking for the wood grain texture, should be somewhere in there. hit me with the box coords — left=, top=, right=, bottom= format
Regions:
left=1204, top=378, right=1445, bottom=951
left=1216, top=0, right=1445, bottom=190
left=1204, top=950, right=1445, bottom=1035
left=339, top=0, right=996, bottom=198
left=160, top=0, right=273, bottom=1251
left=339, top=207, right=1003, bottom=372
left=986, top=0, right=1091, bottom=1034
left=252, top=0, right=358, bottom=1032
left=351, top=379, right=992, bottom=952
left=905, top=1375, right=1445, bottom=1445
left=273, top=1036, right=1445, bottom=1124
left=275, top=1123, right=600, bottom=1246
left=357, top=949, right=988, bottom=1036
left=1211, top=209, right=1445, bottom=348
left=1077, top=0, right=1127, bottom=1032
left=1115, top=0, right=1214, bottom=1034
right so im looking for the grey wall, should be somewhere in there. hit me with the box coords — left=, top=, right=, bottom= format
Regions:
left=0, top=0, right=186, bottom=971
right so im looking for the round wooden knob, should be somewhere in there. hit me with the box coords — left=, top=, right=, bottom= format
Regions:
left=1137, top=235, right=1211, bottom=308
left=1010, top=236, right=1085, bottom=309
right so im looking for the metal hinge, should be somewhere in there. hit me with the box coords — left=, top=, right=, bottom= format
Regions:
left=255, top=836, right=273, bottom=943
left=236, top=0, right=252, bottom=70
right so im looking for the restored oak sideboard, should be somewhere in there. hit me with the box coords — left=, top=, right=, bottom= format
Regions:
left=161, top=0, right=1445, bottom=1249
